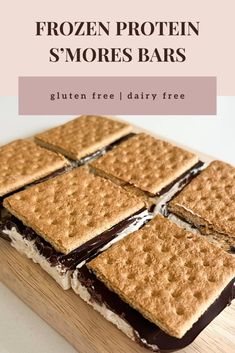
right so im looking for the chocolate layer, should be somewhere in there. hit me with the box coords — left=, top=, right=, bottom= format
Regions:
left=156, top=160, right=204, bottom=197
left=77, top=266, right=235, bottom=352
left=156, top=161, right=204, bottom=218
left=0, top=207, right=148, bottom=272
left=76, top=132, right=136, bottom=165
left=167, top=211, right=235, bottom=255
left=0, top=133, right=136, bottom=204
left=0, top=165, right=72, bottom=204
left=164, top=164, right=235, bottom=254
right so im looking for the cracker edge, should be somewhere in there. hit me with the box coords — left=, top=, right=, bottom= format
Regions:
left=0, top=145, right=69, bottom=197
left=35, top=123, right=133, bottom=160
left=91, top=156, right=199, bottom=196
left=88, top=217, right=235, bottom=338
left=3, top=187, right=145, bottom=255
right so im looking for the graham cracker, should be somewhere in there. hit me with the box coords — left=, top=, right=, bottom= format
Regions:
left=35, top=116, right=132, bottom=160
left=169, top=160, right=235, bottom=251
left=90, top=167, right=156, bottom=210
left=3, top=167, right=144, bottom=254
left=0, top=139, right=69, bottom=197
left=88, top=215, right=235, bottom=339
left=91, top=133, right=198, bottom=195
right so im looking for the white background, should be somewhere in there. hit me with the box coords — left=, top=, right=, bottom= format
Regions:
left=0, top=96, right=235, bottom=353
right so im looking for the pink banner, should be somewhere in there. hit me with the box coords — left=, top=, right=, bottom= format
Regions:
left=19, top=76, right=216, bottom=115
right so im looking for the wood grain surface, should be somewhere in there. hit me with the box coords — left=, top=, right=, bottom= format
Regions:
left=0, top=239, right=234, bottom=353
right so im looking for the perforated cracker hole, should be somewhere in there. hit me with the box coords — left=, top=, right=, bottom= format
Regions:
left=185, top=261, right=193, bottom=268
left=193, top=291, right=202, bottom=299
left=107, top=258, right=114, bottom=265
left=227, top=217, right=235, bottom=222
left=172, top=290, right=180, bottom=298
left=188, top=275, right=196, bottom=282
left=184, top=195, right=194, bottom=202
left=144, top=275, right=150, bottom=283
left=220, top=175, right=227, bottom=181
left=51, top=220, right=58, bottom=226
left=225, top=184, right=233, bottom=191
left=162, top=245, right=170, bottom=253
left=208, top=276, right=216, bottom=283
left=127, top=273, right=135, bottom=280
left=87, top=221, right=95, bottom=228
left=173, top=232, right=184, bottom=239
left=141, top=233, right=148, bottom=240
left=143, top=245, right=152, bottom=253
left=125, top=259, right=132, bottom=265
left=176, top=308, right=185, bottom=316
left=144, top=254, right=152, bottom=266
left=126, top=245, right=133, bottom=252
left=223, top=259, right=232, bottom=267
left=201, top=196, right=208, bottom=201
left=210, top=185, right=218, bottom=191
left=200, top=247, right=208, bottom=253
left=170, top=255, right=177, bottom=262
left=205, top=205, right=213, bottom=212
left=203, top=261, right=210, bottom=267
left=167, top=274, right=175, bottom=283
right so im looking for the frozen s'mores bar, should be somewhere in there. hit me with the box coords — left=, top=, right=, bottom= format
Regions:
left=73, top=215, right=235, bottom=351
left=0, top=139, right=69, bottom=199
left=1, top=167, right=149, bottom=289
left=0, top=139, right=70, bottom=242
left=91, top=133, right=203, bottom=207
left=169, top=161, right=235, bottom=253
left=35, top=115, right=133, bottom=162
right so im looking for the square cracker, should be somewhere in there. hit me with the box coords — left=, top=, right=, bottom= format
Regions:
left=91, top=133, right=198, bottom=195
left=0, top=139, right=68, bottom=197
left=169, top=161, right=235, bottom=249
left=3, top=167, right=144, bottom=254
left=88, top=215, right=235, bottom=338
left=35, top=115, right=132, bottom=160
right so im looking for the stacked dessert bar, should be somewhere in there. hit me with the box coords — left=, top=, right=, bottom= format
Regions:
left=2, top=167, right=148, bottom=289
left=90, top=132, right=203, bottom=207
left=74, top=215, right=235, bottom=351
left=168, top=160, right=235, bottom=253
left=35, top=115, right=134, bottom=162
left=0, top=115, right=234, bottom=352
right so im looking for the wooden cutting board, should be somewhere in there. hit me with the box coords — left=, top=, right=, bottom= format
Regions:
left=0, top=238, right=234, bottom=353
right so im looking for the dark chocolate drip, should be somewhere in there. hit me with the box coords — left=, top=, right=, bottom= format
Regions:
left=0, top=207, right=148, bottom=271
left=77, top=266, right=235, bottom=352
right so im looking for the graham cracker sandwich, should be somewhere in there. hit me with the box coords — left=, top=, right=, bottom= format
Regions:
left=72, top=215, right=235, bottom=351
left=35, top=115, right=133, bottom=162
left=1, top=167, right=149, bottom=290
left=0, top=139, right=69, bottom=199
left=91, top=133, right=203, bottom=208
left=168, top=160, right=235, bottom=254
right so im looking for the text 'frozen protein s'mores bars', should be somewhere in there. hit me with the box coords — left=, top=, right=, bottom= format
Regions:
left=91, top=133, right=203, bottom=208
left=72, top=215, right=235, bottom=352
left=0, top=139, right=69, bottom=200
left=168, top=160, right=235, bottom=254
left=1, top=167, right=149, bottom=290
left=35, top=115, right=133, bottom=162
